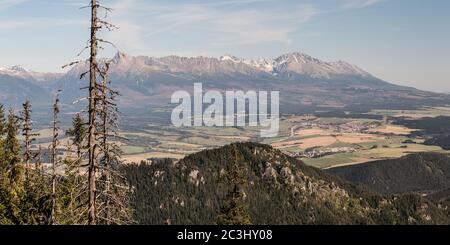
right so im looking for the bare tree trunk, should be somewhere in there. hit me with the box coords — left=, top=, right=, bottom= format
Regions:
left=88, top=0, right=99, bottom=225
left=100, top=67, right=112, bottom=225
left=37, top=145, right=43, bottom=173
left=77, top=144, right=82, bottom=163
left=64, top=0, right=123, bottom=225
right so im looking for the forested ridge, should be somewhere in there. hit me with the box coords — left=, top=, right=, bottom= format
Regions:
left=394, top=116, right=450, bottom=150
left=328, top=153, right=450, bottom=196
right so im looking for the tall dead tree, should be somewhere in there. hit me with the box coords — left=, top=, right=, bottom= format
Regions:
left=96, top=64, right=132, bottom=224
left=81, top=0, right=117, bottom=225
left=86, top=0, right=100, bottom=225
left=64, top=0, right=122, bottom=225
left=50, top=92, right=61, bottom=225
left=99, top=63, right=112, bottom=224
left=37, top=145, right=43, bottom=174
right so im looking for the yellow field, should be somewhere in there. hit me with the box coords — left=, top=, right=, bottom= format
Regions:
left=216, top=135, right=252, bottom=141
left=273, top=132, right=386, bottom=150
left=272, top=136, right=337, bottom=149
left=336, top=134, right=382, bottom=144
left=297, top=136, right=337, bottom=148
left=295, top=128, right=327, bottom=136
left=122, top=152, right=185, bottom=164
left=368, top=125, right=417, bottom=135
left=362, top=144, right=443, bottom=159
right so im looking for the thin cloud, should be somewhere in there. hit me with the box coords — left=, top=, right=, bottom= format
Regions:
left=106, top=0, right=384, bottom=50
left=108, top=0, right=319, bottom=48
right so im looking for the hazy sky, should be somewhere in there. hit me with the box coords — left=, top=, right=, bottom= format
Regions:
left=0, top=0, right=449, bottom=92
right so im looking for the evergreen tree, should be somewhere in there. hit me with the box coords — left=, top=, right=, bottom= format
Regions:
left=57, top=143, right=88, bottom=225
left=19, top=169, right=52, bottom=225
left=0, top=108, right=24, bottom=224
left=20, top=100, right=38, bottom=176
left=3, top=108, right=23, bottom=188
left=0, top=104, right=10, bottom=224
left=66, top=113, right=87, bottom=161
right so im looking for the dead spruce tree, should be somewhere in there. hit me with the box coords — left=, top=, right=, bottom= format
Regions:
left=96, top=63, right=132, bottom=224
left=49, top=92, right=61, bottom=225
left=99, top=64, right=113, bottom=224
left=36, top=145, right=43, bottom=174
left=63, top=0, right=128, bottom=225
left=86, top=0, right=99, bottom=225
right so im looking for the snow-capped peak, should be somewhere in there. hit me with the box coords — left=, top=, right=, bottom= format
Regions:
left=0, top=65, right=63, bottom=83
left=9, top=65, right=29, bottom=73
left=220, top=54, right=241, bottom=63
left=242, top=58, right=274, bottom=73
left=0, top=65, right=30, bottom=78
left=221, top=52, right=370, bottom=77
left=63, top=51, right=372, bottom=79
left=271, top=52, right=371, bottom=78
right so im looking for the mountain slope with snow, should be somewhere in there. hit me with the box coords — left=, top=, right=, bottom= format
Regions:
left=96, top=52, right=373, bottom=78
left=0, top=65, right=63, bottom=87
left=1, top=51, right=450, bottom=115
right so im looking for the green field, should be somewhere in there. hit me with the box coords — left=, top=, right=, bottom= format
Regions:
left=30, top=108, right=450, bottom=166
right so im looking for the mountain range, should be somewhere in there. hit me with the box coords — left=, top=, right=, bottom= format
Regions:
left=1, top=52, right=449, bottom=116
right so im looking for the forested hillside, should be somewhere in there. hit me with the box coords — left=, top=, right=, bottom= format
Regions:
left=394, top=117, right=450, bottom=150
left=327, top=153, right=450, bottom=197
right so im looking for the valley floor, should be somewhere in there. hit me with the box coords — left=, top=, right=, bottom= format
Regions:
left=30, top=107, right=450, bottom=169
